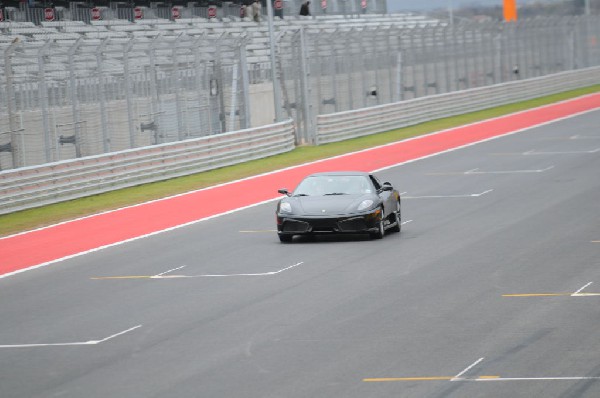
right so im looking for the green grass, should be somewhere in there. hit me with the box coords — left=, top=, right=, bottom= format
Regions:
left=1, top=85, right=599, bottom=237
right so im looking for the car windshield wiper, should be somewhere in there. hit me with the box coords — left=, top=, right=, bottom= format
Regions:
left=293, top=193, right=310, bottom=197
left=324, top=192, right=347, bottom=195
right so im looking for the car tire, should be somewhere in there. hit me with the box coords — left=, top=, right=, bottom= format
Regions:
left=278, top=234, right=293, bottom=243
left=370, top=209, right=385, bottom=239
left=390, top=201, right=401, bottom=233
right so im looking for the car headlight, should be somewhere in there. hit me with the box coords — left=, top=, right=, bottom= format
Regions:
left=279, top=202, right=292, bottom=213
left=357, top=199, right=374, bottom=211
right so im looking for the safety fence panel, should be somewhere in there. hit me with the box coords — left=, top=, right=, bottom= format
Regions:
left=0, top=119, right=295, bottom=215
left=315, top=66, right=600, bottom=144
left=277, top=16, right=600, bottom=144
left=0, top=34, right=251, bottom=171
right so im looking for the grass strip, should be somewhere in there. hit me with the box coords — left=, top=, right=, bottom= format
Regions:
left=1, top=85, right=599, bottom=237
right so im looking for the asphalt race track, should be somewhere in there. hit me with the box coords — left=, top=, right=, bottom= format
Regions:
left=1, top=109, right=599, bottom=398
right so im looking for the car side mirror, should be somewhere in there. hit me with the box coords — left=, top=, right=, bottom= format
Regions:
left=278, top=188, right=291, bottom=196
left=380, top=183, right=393, bottom=192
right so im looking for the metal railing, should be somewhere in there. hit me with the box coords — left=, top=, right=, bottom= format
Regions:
left=0, top=67, right=598, bottom=214
left=315, top=67, right=600, bottom=144
left=0, top=119, right=296, bottom=215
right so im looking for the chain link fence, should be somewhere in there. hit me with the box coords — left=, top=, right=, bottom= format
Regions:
left=1, top=15, right=600, bottom=170
left=0, top=34, right=251, bottom=170
left=277, top=16, right=600, bottom=144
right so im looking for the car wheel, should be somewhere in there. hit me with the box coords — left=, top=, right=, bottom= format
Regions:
left=390, top=201, right=401, bottom=233
left=370, top=209, right=385, bottom=239
left=278, top=234, right=293, bottom=243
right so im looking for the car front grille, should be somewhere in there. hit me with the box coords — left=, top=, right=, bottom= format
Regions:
left=282, top=220, right=310, bottom=233
left=337, top=217, right=368, bottom=232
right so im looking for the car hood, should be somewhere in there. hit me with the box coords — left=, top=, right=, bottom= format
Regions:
left=287, top=194, right=376, bottom=216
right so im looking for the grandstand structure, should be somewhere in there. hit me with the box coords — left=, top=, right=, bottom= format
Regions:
left=0, top=0, right=388, bottom=24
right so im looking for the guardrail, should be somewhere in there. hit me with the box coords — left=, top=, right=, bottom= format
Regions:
left=1, top=67, right=599, bottom=215
left=0, top=120, right=296, bottom=215
left=315, top=67, right=600, bottom=144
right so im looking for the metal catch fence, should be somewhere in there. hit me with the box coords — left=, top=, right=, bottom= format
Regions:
left=1, top=15, right=600, bottom=171
left=277, top=16, right=600, bottom=144
left=0, top=34, right=251, bottom=170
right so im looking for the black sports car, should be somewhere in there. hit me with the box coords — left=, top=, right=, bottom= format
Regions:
left=276, top=171, right=401, bottom=242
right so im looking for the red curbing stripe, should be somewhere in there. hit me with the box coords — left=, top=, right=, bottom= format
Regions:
left=2, top=93, right=600, bottom=277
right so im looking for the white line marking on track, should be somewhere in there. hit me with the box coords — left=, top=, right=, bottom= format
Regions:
left=0, top=325, right=142, bottom=349
left=452, top=358, right=485, bottom=381
left=524, top=148, right=600, bottom=155
left=572, top=282, right=594, bottom=296
left=93, top=262, right=306, bottom=280
left=570, top=135, right=600, bottom=140
left=404, top=189, right=493, bottom=199
left=464, top=166, right=554, bottom=175
left=239, top=230, right=277, bottom=233
left=473, top=376, right=600, bottom=382
left=153, top=262, right=304, bottom=278
left=154, top=265, right=187, bottom=277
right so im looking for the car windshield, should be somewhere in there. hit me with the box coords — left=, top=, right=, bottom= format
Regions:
left=293, top=175, right=372, bottom=196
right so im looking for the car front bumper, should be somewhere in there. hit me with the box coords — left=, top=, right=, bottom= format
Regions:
left=276, top=209, right=382, bottom=236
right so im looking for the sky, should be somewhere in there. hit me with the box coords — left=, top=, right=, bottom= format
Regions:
left=386, top=0, right=556, bottom=12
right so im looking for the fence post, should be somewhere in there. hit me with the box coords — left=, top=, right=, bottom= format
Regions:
left=229, top=62, right=239, bottom=130
left=345, top=28, right=354, bottom=110
left=96, top=38, right=111, bottom=153
left=314, top=32, right=323, bottom=115
left=330, top=29, right=340, bottom=113
left=299, top=27, right=315, bottom=144
left=409, top=26, right=419, bottom=96
left=215, top=33, right=227, bottom=134
left=147, top=36, right=161, bottom=143
left=4, top=40, right=20, bottom=168
left=123, top=38, right=136, bottom=148
left=38, top=40, right=52, bottom=163
left=171, top=35, right=185, bottom=141
left=238, top=36, right=251, bottom=130
left=68, top=38, right=83, bottom=157
left=442, top=25, right=453, bottom=92
left=373, top=28, right=382, bottom=105
left=385, top=28, right=394, bottom=103
left=359, top=29, right=369, bottom=108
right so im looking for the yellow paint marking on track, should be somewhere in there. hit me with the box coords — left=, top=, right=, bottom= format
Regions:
left=592, top=240, right=600, bottom=243
left=363, top=377, right=453, bottom=382
left=478, top=375, right=501, bottom=379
